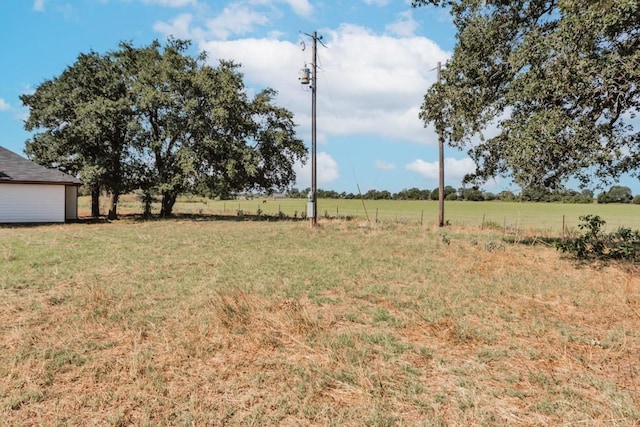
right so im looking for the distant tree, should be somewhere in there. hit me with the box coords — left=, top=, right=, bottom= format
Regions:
left=287, top=187, right=303, bottom=198
left=419, top=189, right=431, bottom=200
left=581, top=189, right=594, bottom=201
left=432, top=186, right=457, bottom=201
left=458, top=186, right=484, bottom=201
left=521, top=187, right=552, bottom=202
left=317, top=189, right=340, bottom=199
left=465, top=188, right=485, bottom=201
left=497, top=191, right=516, bottom=202
left=597, top=186, right=633, bottom=204
left=483, top=192, right=496, bottom=201
left=444, top=186, right=456, bottom=199
left=363, top=189, right=392, bottom=200
left=556, top=188, right=595, bottom=204
left=396, top=187, right=424, bottom=200
left=378, top=190, right=392, bottom=200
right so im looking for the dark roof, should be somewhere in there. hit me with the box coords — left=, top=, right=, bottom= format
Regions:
left=0, top=146, right=82, bottom=185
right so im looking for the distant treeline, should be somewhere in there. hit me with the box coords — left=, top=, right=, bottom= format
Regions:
left=286, top=185, right=640, bottom=204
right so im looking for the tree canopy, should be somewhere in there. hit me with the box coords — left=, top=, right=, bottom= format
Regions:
left=21, top=39, right=306, bottom=218
left=413, top=0, right=640, bottom=190
left=597, top=185, right=633, bottom=203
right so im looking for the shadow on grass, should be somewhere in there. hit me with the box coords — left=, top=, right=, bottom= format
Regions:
left=0, top=216, right=113, bottom=228
left=73, top=212, right=312, bottom=224
left=0, top=213, right=344, bottom=227
left=502, top=235, right=564, bottom=247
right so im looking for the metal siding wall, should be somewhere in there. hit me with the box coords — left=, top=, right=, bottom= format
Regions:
left=65, top=185, right=78, bottom=220
left=0, top=184, right=65, bottom=223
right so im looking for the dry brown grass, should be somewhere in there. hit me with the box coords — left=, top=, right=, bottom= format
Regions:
left=0, top=219, right=638, bottom=426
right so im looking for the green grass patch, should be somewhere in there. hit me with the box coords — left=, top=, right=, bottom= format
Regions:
left=80, top=194, right=640, bottom=235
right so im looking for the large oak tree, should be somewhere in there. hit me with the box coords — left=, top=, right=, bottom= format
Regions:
left=22, top=39, right=306, bottom=218
left=413, top=0, right=640, bottom=190
left=22, top=51, right=137, bottom=218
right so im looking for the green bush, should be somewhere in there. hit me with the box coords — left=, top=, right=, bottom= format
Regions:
left=555, top=215, right=640, bottom=262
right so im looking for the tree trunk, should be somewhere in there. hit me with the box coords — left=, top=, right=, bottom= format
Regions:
left=160, top=191, right=178, bottom=218
left=91, top=184, right=101, bottom=217
left=142, top=189, right=153, bottom=218
left=107, top=192, right=120, bottom=220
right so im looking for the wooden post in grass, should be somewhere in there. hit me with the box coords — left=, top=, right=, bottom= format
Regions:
left=437, top=61, right=445, bottom=228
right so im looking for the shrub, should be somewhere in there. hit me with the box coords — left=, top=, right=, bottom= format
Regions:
left=555, top=215, right=640, bottom=262
left=135, top=189, right=158, bottom=217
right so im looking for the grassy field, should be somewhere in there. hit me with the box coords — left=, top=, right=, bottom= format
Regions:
left=1, top=216, right=639, bottom=425
left=99, top=194, right=640, bottom=235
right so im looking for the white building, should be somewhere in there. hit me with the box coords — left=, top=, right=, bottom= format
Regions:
left=0, top=146, right=82, bottom=223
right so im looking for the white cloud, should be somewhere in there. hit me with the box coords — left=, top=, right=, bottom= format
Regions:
left=375, top=160, right=396, bottom=170
left=294, top=152, right=339, bottom=188
left=31, top=0, right=77, bottom=18
left=155, top=3, right=272, bottom=40
left=0, top=99, right=10, bottom=111
left=205, top=4, right=269, bottom=39
left=196, top=24, right=449, bottom=145
left=385, top=10, right=419, bottom=37
left=281, top=0, right=312, bottom=18
left=153, top=13, right=197, bottom=39
left=142, top=0, right=197, bottom=7
left=243, top=0, right=312, bottom=17
left=33, top=0, right=45, bottom=12
left=363, top=0, right=390, bottom=6
left=153, top=0, right=312, bottom=40
left=406, top=157, right=476, bottom=182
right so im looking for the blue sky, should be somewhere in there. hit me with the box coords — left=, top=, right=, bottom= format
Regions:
left=1, top=0, right=636, bottom=195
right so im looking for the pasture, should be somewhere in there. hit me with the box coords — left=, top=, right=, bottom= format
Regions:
left=1, top=209, right=639, bottom=425
left=102, top=194, right=640, bottom=235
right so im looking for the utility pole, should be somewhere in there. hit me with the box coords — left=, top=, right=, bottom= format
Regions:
left=311, top=31, right=318, bottom=227
left=300, top=31, right=322, bottom=227
left=437, top=61, right=445, bottom=228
